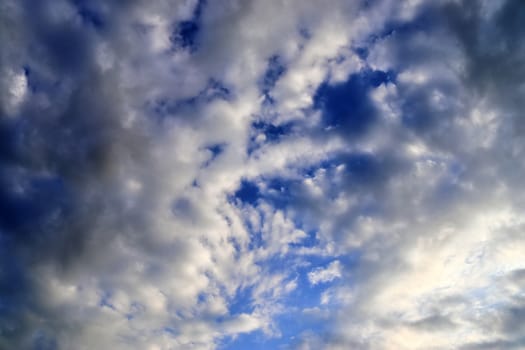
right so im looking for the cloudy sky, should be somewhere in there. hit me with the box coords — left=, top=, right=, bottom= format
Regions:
left=1, top=0, right=525, bottom=349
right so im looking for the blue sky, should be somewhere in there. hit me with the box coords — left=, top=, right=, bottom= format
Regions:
left=1, top=0, right=525, bottom=349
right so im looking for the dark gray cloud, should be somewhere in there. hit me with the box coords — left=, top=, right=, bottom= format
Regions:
left=0, top=1, right=154, bottom=347
left=408, top=314, right=456, bottom=332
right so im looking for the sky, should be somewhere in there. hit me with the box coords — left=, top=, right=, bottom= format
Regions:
left=1, top=0, right=525, bottom=349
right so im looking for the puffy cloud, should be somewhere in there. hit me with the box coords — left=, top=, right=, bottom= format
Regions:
left=308, top=261, right=342, bottom=285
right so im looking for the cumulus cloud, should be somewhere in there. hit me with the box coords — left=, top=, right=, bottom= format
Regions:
left=1, top=0, right=524, bottom=349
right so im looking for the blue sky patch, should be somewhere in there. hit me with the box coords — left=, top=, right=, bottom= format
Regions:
left=73, top=0, right=106, bottom=30
left=171, top=0, right=207, bottom=51
left=314, top=69, right=393, bottom=136
left=232, top=180, right=260, bottom=205
left=259, top=55, right=286, bottom=102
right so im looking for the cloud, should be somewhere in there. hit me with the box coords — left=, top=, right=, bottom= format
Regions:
left=1, top=0, right=525, bottom=349
left=308, top=261, right=342, bottom=285
left=0, top=68, right=27, bottom=116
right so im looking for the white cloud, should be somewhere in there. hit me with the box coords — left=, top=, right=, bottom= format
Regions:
left=308, top=261, right=343, bottom=285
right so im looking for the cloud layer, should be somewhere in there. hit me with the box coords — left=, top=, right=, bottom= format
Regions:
left=1, top=0, right=525, bottom=349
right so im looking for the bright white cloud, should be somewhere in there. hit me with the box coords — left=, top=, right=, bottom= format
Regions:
left=308, top=261, right=343, bottom=285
